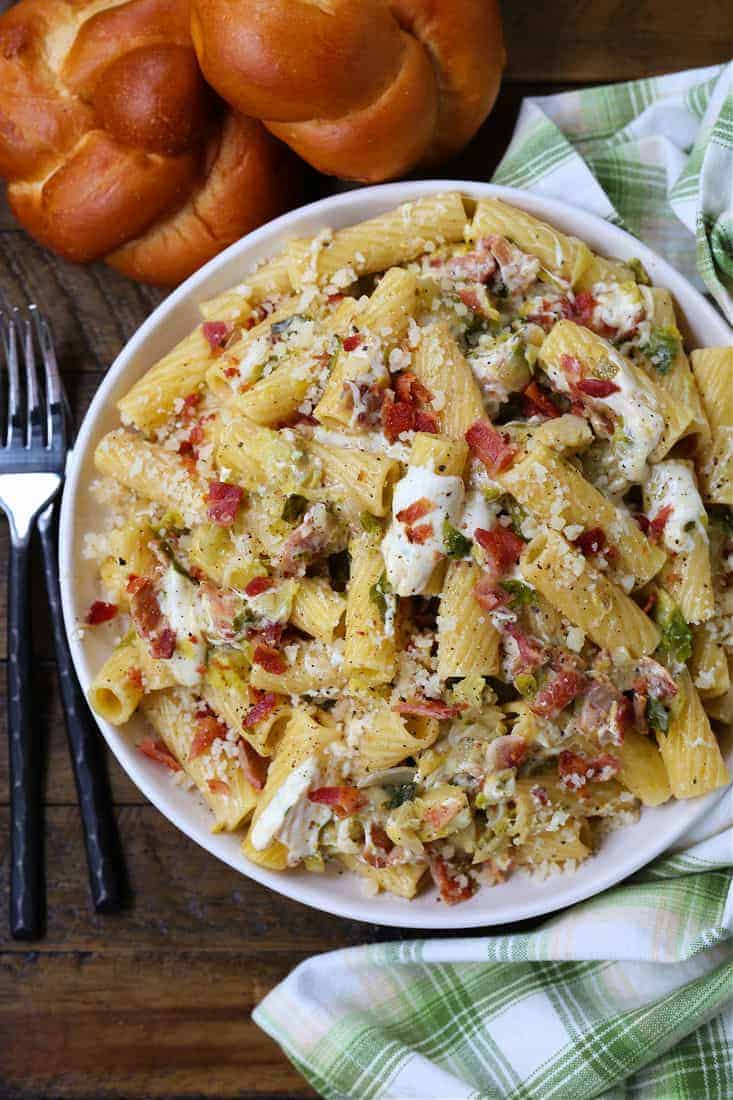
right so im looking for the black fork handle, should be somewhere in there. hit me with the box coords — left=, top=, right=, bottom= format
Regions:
left=8, top=535, right=43, bottom=939
left=38, top=505, right=124, bottom=913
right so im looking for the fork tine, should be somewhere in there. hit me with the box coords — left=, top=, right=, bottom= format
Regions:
left=15, top=308, right=44, bottom=448
left=29, top=305, right=64, bottom=448
left=2, top=312, right=22, bottom=448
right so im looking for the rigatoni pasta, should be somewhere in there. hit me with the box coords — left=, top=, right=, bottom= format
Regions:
left=81, top=192, right=730, bottom=907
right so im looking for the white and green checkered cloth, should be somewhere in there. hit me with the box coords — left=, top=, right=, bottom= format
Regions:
left=253, top=67, right=733, bottom=1099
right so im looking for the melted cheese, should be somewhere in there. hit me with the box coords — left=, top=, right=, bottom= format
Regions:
left=381, top=465, right=465, bottom=596
left=157, top=566, right=206, bottom=687
left=644, top=460, right=706, bottom=553
left=250, top=755, right=322, bottom=853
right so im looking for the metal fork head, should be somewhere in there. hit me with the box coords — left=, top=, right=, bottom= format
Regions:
left=0, top=304, right=68, bottom=541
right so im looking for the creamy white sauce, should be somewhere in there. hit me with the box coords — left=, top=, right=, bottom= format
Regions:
left=644, top=460, right=706, bottom=553
left=548, top=352, right=664, bottom=484
left=250, top=755, right=323, bottom=853
left=591, top=282, right=644, bottom=336
left=234, top=335, right=270, bottom=385
left=157, top=566, right=206, bottom=687
left=459, top=489, right=498, bottom=540
left=381, top=465, right=465, bottom=596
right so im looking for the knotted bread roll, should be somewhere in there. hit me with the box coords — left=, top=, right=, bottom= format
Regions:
left=190, top=0, right=505, bottom=182
left=0, top=0, right=299, bottom=285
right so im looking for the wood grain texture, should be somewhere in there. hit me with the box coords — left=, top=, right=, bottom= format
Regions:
left=0, top=3, right=728, bottom=1094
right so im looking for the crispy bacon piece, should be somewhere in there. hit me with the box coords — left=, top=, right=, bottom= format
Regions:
left=242, top=691, right=278, bottom=731
left=634, top=656, right=678, bottom=701
left=363, top=825, right=394, bottom=869
left=308, top=786, right=365, bottom=818
left=474, top=526, right=524, bottom=583
left=342, top=333, right=362, bottom=352
left=244, top=575, right=274, bottom=598
left=414, top=410, right=440, bottom=434
left=393, top=698, right=466, bottom=720
left=465, top=419, right=519, bottom=475
left=180, top=391, right=203, bottom=418
left=440, top=239, right=497, bottom=284
left=649, top=505, right=673, bottom=544
left=429, top=854, right=475, bottom=905
left=394, top=371, right=433, bottom=406
left=85, top=600, right=118, bottom=625
left=396, top=497, right=434, bottom=525
left=200, top=581, right=240, bottom=641
left=127, top=576, right=176, bottom=659
left=207, top=779, right=231, bottom=796
left=530, top=784, right=550, bottom=806
left=381, top=391, right=414, bottom=443
left=486, top=733, right=527, bottom=772
left=253, top=644, right=286, bottom=675
left=634, top=512, right=651, bottom=535
left=406, top=522, right=433, bottom=544
left=573, top=527, right=607, bottom=557
left=139, top=739, right=181, bottom=772
left=530, top=667, right=587, bottom=718
left=206, top=481, right=243, bottom=526
left=424, top=798, right=463, bottom=832
left=487, top=235, right=541, bottom=294
left=558, top=750, right=619, bottom=789
left=202, top=321, right=233, bottom=350
left=522, top=381, right=561, bottom=420
left=575, top=378, right=621, bottom=398
left=504, top=623, right=548, bottom=673
left=127, top=666, right=144, bottom=692
left=238, top=739, right=269, bottom=790
left=576, top=677, right=632, bottom=744
left=473, top=576, right=509, bottom=613
left=570, top=290, right=597, bottom=328
left=189, top=709, right=227, bottom=761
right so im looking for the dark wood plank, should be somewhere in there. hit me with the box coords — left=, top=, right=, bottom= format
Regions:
left=503, top=0, right=733, bottom=82
left=0, top=949, right=316, bottom=1099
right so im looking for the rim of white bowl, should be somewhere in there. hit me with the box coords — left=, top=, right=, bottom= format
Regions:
left=59, top=180, right=733, bottom=930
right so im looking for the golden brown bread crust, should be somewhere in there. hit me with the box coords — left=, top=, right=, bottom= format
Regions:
left=190, top=0, right=505, bottom=182
left=0, top=0, right=299, bottom=284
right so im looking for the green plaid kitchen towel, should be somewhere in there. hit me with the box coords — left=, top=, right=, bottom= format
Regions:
left=253, top=68, right=733, bottom=1099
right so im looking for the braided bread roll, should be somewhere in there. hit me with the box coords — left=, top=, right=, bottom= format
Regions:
left=190, top=0, right=505, bottom=181
left=0, top=0, right=300, bottom=285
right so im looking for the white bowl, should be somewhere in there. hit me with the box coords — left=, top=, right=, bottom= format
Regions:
left=60, top=181, right=733, bottom=929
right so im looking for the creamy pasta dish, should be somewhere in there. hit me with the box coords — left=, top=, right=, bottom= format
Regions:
left=83, top=193, right=733, bottom=905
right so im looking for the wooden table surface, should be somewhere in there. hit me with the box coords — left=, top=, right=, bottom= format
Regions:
left=1, top=3, right=733, bottom=1097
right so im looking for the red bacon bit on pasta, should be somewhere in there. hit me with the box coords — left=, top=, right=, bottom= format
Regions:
left=85, top=600, right=118, bottom=625
left=180, top=391, right=203, bottom=418
left=394, top=371, right=433, bottom=406
left=573, top=527, right=607, bottom=557
left=429, top=854, right=476, bottom=905
left=465, top=419, right=519, bottom=475
left=575, top=378, right=621, bottom=398
left=396, top=497, right=434, bottom=525
left=393, top=698, right=466, bottom=720
left=414, top=410, right=440, bottom=434
left=207, top=779, right=231, bottom=796
left=206, top=481, right=243, bottom=526
left=473, top=576, right=508, bottom=612
left=530, top=667, right=588, bottom=719
left=308, top=786, right=365, bottom=818
left=202, top=321, right=233, bottom=350
left=252, top=644, right=286, bottom=675
left=242, top=691, right=278, bottom=730
left=406, top=522, right=433, bottom=545
left=569, top=291, right=596, bottom=328
left=139, top=739, right=181, bottom=772
left=522, top=381, right=561, bottom=420
left=127, top=666, right=144, bottom=692
left=558, top=750, right=619, bottom=789
left=238, top=739, right=270, bottom=790
left=381, top=391, right=415, bottom=443
left=189, top=709, right=227, bottom=761
left=363, top=825, right=394, bottom=869
left=342, top=333, right=362, bottom=352
left=504, top=623, right=548, bottom=673
left=244, top=575, right=274, bottom=598
left=649, top=505, right=674, bottom=544
left=474, top=526, right=525, bottom=582
left=530, top=784, right=550, bottom=807
left=633, top=657, right=678, bottom=701
left=126, top=576, right=176, bottom=659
